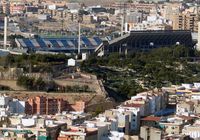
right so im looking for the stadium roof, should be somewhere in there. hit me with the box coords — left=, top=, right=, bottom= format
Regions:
left=104, top=30, right=194, bottom=53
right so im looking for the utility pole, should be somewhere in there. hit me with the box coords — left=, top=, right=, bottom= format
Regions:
left=78, top=6, right=83, bottom=56
left=78, top=21, right=81, bottom=55
left=121, top=0, right=126, bottom=36
left=3, top=0, right=10, bottom=49
left=4, top=16, right=7, bottom=49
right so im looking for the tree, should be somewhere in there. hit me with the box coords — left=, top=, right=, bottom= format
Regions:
left=35, top=77, right=46, bottom=91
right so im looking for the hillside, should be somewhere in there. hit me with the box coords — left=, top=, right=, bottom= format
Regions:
left=81, top=45, right=200, bottom=99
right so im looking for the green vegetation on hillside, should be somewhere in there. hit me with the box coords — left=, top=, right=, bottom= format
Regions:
left=4, top=54, right=69, bottom=73
left=81, top=45, right=200, bottom=99
left=17, top=76, right=92, bottom=93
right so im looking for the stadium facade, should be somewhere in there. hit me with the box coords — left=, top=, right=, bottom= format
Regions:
left=96, top=30, right=194, bottom=56
left=15, top=37, right=102, bottom=54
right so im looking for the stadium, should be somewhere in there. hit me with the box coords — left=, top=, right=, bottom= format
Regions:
left=15, top=36, right=102, bottom=54
left=96, top=30, right=194, bottom=56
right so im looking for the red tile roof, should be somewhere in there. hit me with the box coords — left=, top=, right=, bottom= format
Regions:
left=141, top=116, right=161, bottom=121
left=178, top=115, right=194, bottom=120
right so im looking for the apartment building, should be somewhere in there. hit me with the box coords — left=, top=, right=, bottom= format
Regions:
left=140, top=126, right=162, bottom=140
left=176, top=101, right=194, bottom=115
left=25, top=96, right=85, bottom=115
left=0, top=115, right=67, bottom=140
left=172, top=9, right=198, bottom=32
left=104, top=109, right=130, bottom=135
left=159, top=116, right=193, bottom=135
left=182, top=119, right=200, bottom=139
left=124, top=90, right=168, bottom=117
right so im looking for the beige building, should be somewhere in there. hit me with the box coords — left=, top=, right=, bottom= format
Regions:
left=176, top=101, right=194, bottom=115
left=57, top=126, right=98, bottom=140
left=82, top=15, right=93, bottom=24
left=171, top=9, right=198, bottom=32
left=140, top=126, right=162, bottom=140
left=160, top=122, right=183, bottom=135
left=159, top=116, right=193, bottom=135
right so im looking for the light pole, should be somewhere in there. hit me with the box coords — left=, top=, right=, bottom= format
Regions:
left=78, top=21, right=81, bottom=55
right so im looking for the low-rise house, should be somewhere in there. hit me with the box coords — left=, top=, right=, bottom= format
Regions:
left=55, top=112, right=92, bottom=126
left=0, top=115, right=67, bottom=140
left=57, top=126, right=98, bottom=140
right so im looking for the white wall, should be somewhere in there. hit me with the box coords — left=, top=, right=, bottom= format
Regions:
left=22, top=118, right=35, bottom=126
left=68, top=58, right=76, bottom=66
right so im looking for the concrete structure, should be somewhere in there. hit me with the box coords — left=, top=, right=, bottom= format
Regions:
left=140, top=126, right=162, bottom=140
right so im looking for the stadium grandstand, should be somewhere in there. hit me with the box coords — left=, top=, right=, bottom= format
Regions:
left=15, top=37, right=102, bottom=54
left=96, top=30, right=194, bottom=56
